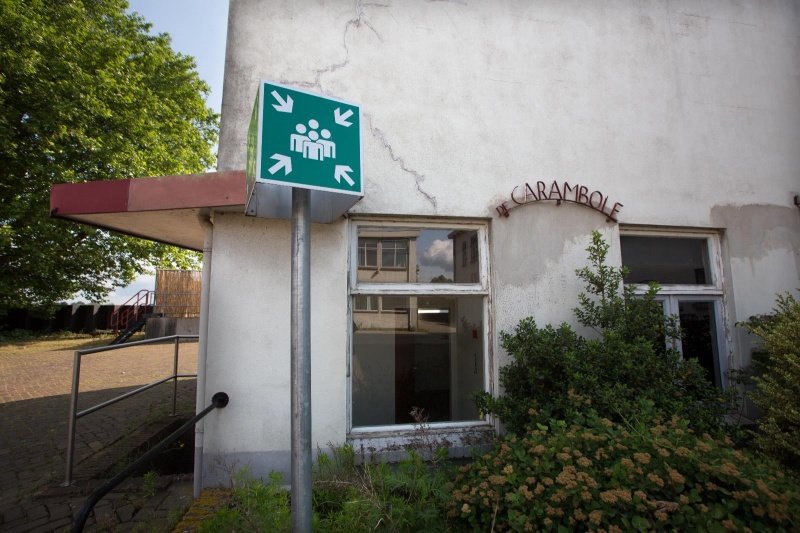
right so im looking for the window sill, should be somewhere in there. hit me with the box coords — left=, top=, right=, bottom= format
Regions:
left=347, top=422, right=495, bottom=463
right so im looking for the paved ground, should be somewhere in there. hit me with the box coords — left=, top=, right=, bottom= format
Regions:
left=0, top=336, right=199, bottom=532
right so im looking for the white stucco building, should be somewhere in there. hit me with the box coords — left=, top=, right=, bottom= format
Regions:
left=52, top=0, right=800, bottom=492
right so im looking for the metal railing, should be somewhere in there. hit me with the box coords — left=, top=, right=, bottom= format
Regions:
left=71, top=392, right=229, bottom=533
left=110, top=289, right=154, bottom=334
left=110, top=290, right=202, bottom=334
left=62, top=335, right=199, bottom=486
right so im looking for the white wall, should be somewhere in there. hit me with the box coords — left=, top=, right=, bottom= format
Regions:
left=207, top=0, right=800, bottom=483
left=203, top=212, right=348, bottom=483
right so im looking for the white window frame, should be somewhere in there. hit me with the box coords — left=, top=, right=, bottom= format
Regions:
left=347, top=217, right=493, bottom=436
left=620, top=227, right=729, bottom=388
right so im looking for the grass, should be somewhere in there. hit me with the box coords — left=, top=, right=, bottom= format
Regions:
left=0, top=330, right=145, bottom=354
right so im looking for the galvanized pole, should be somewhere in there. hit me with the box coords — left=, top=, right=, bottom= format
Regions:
left=171, top=336, right=179, bottom=416
left=63, top=351, right=82, bottom=486
left=291, top=187, right=312, bottom=532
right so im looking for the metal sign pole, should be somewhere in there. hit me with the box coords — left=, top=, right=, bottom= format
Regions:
left=290, top=187, right=312, bottom=532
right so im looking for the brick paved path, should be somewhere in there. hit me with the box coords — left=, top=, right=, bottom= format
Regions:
left=0, top=337, right=198, bottom=532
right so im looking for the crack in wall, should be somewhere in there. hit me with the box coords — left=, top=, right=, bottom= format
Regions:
left=364, top=113, right=438, bottom=209
left=278, top=0, right=382, bottom=94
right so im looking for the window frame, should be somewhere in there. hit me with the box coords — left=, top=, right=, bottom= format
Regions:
left=348, top=217, right=493, bottom=435
left=620, top=227, right=729, bottom=388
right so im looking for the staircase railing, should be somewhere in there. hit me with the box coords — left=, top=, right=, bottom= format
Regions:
left=110, top=289, right=154, bottom=334
left=62, top=335, right=198, bottom=487
left=71, top=392, right=229, bottom=533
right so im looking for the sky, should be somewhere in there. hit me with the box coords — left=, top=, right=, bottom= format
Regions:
left=100, top=0, right=228, bottom=304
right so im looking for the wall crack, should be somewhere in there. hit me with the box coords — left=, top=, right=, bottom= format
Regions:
left=365, top=113, right=438, bottom=210
left=279, top=0, right=382, bottom=94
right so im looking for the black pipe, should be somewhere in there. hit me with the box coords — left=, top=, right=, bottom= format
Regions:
left=71, top=392, right=229, bottom=532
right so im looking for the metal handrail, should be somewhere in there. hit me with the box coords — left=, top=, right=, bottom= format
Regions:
left=110, top=289, right=154, bottom=333
left=71, top=392, right=229, bottom=533
left=62, top=335, right=199, bottom=487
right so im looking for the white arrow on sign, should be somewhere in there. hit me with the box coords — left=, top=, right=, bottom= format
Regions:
left=334, top=165, right=354, bottom=186
left=271, top=91, right=293, bottom=113
left=334, top=107, right=353, bottom=127
left=268, top=154, right=292, bottom=175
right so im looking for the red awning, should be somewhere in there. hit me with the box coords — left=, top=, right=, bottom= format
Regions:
left=50, top=170, right=246, bottom=251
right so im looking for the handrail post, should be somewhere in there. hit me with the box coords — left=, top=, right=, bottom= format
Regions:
left=171, top=336, right=180, bottom=416
left=63, top=351, right=82, bottom=486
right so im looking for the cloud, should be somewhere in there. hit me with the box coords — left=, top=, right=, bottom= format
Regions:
left=420, top=239, right=453, bottom=270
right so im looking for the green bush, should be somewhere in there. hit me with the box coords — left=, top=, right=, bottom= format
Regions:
left=200, top=445, right=453, bottom=532
left=474, top=231, right=734, bottom=435
left=449, top=402, right=800, bottom=532
left=742, top=292, right=800, bottom=469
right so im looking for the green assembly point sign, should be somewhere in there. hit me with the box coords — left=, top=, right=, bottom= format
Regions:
left=247, top=81, right=362, bottom=195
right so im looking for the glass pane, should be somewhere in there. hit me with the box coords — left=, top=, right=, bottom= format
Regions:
left=356, top=227, right=479, bottom=284
left=358, top=238, right=377, bottom=268
left=354, top=295, right=378, bottom=311
left=678, top=301, right=721, bottom=387
left=621, top=236, right=711, bottom=285
left=352, top=295, right=484, bottom=427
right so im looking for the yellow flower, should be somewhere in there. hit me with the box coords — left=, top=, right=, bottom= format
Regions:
left=461, top=503, right=471, bottom=514
left=647, top=473, right=665, bottom=488
left=601, top=418, right=613, bottom=427
left=667, top=468, right=686, bottom=485
left=633, top=452, right=651, bottom=465
left=679, top=495, right=689, bottom=504
left=577, top=457, right=592, bottom=467
left=543, top=518, right=553, bottom=526
left=589, top=510, right=602, bottom=525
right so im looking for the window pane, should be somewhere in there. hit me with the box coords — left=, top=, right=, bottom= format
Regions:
left=358, top=238, right=378, bottom=268
left=621, top=236, right=711, bottom=285
left=354, top=295, right=378, bottom=311
left=352, top=295, right=484, bottom=427
left=678, top=301, right=721, bottom=387
left=356, top=227, right=479, bottom=284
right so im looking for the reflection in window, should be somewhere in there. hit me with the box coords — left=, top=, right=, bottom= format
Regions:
left=356, top=227, right=479, bottom=284
left=352, top=295, right=484, bottom=427
left=354, top=295, right=378, bottom=312
left=470, top=235, right=478, bottom=263
left=621, top=236, right=711, bottom=285
left=381, top=240, right=408, bottom=269
left=358, top=239, right=378, bottom=268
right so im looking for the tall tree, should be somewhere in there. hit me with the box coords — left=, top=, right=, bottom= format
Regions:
left=0, top=0, right=218, bottom=316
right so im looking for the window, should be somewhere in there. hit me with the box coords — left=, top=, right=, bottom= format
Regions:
left=461, top=242, right=467, bottom=267
left=621, top=232, right=727, bottom=388
left=470, top=235, right=478, bottom=263
left=350, top=221, right=489, bottom=429
left=353, top=295, right=378, bottom=312
left=381, top=240, right=408, bottom=269
left=358, top=238, right=377, bottom=268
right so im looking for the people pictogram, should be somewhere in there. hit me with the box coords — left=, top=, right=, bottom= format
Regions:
left=290, top=119, right=336, bottom=161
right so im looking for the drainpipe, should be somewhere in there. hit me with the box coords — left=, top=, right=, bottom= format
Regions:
left=194, top=214, right=214, bottom=498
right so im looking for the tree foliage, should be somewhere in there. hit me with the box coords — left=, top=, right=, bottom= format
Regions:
left=474, top=231, right=735, bottom=436
left=0, top=0, right=218, bottom=316
left=742, top=292, right=800, bottom=469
